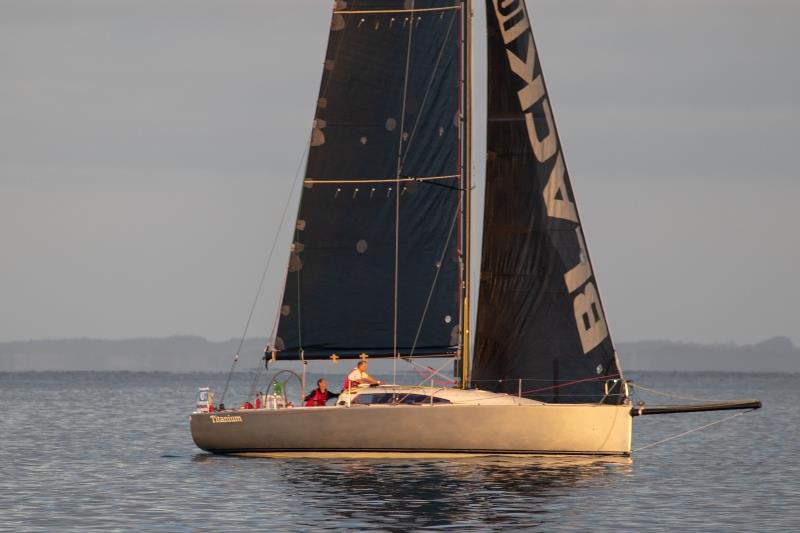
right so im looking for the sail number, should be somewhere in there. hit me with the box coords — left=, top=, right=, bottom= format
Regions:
left=493, top=0, right=609, bottom=354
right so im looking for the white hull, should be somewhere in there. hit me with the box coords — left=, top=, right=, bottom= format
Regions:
left=191, top=387, right=632, bottom=456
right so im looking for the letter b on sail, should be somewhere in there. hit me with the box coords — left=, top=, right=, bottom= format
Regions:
left=573, top=282, right=608, bottom=353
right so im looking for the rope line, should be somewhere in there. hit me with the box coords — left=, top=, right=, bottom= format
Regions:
left=634, top=409, right=757, bottom=452
left=408, top=198, right=461, bottom=357
left=391, top=5, right=461, bottom=380
left=219, top=356, right=238, bottom=407
left=521, top=373, right=621, bottom=395
left=632, top=383, right=721, bottom=403
left=220, top=140, right=309, bottom=404
left=392, top=0, right=417, bottom=383
left=406, top=357, right=457, bottom=387
left=247, top=359, right=267, bottom=404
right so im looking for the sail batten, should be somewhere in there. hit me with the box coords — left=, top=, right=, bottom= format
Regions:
left=304, top=175, right=459, bottom=185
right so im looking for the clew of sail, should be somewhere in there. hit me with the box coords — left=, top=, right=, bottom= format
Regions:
left=472, top=0, right=624, bottom=404
left=274, top=1, right=465, bottom=360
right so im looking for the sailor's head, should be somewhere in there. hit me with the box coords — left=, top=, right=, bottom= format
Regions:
left=318, top=378, right=327, bottom=390
left=358, top=360, right=368, bottom=371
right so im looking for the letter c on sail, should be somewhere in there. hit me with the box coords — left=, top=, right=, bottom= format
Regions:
left=494, top=0, right=530, bottom=45
left=525, top=102, right=557, bottom=163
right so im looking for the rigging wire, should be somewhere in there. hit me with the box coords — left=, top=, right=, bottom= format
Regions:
left=518, top=373, right=621, bottom=396
left=278, top=143, right=316, bottom=360
left=410, top=358, right=456, bottom=387
left=247, top=353, right=267, bottom=404
left=407, top=198, right=461, bottom=358
left=633, top=409, right=757, bottom=452
left=391, top=7, right=459, bottom=383
left=219, top=142, right=309, bottom=405
left=392, top=0, right=417, bottom=384
left=631, top=383, right=723, bottom=404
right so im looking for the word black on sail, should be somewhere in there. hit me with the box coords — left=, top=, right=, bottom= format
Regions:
left=472, top=0, right=623, bottom=404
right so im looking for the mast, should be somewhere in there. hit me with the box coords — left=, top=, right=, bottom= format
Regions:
left=459, top=0, right=472, bottom=389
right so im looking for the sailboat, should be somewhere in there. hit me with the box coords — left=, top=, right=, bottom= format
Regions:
left=190, top=0, right=759, bottom=456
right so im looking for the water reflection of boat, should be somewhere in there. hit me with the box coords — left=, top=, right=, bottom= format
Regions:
left=272, top=456, right=632, bottom=529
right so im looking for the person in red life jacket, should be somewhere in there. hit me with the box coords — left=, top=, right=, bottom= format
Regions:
left=254, top=392, right=262, bottom=409
left=342, top=360, right=382, bottom=391
left=304, top=378, right=340, bottom=407
left=240, top=401, right=254, bottom=409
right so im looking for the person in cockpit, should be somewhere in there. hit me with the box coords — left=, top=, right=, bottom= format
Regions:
left=343, top=360, right=381, bottom=390
left=304, top=378, right=340, bottom=407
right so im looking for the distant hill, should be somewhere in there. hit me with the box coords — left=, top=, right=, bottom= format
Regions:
left=1, top=335, right=798, bottom=373
left=617, top=336, right=799, bottom=373
left=0, top=336, right=268, bottom=372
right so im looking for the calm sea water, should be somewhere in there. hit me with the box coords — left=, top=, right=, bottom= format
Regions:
left=1, top=371, right=797, bottom=532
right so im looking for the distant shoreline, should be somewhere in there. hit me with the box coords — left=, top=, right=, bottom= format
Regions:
left=1, top=335, right=798, bottom=373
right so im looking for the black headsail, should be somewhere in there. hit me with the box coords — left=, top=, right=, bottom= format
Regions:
left=273, top=1, right=466, bottom=360
left=472, top=0, right=624, bottom=404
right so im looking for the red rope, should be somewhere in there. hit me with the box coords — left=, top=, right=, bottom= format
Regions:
left=411, top=365, right=456, bottom=387
left=522, top=373, right=620, bottom=395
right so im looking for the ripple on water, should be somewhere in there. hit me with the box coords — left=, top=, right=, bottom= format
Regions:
left=0, top=371, right=798, bottom=531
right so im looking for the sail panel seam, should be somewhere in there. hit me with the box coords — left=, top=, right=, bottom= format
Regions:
left=335, top=6, right=461, bottom=15
left=304, top=174, right=458, bottom=185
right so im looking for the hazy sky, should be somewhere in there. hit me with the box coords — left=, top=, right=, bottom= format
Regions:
left=1, top=0, right=798, bottom=346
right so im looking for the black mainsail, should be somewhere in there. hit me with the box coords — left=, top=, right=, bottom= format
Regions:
left=472, top=0, right=624, bottom=403
left=274, top=0, right=467, bottom=360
